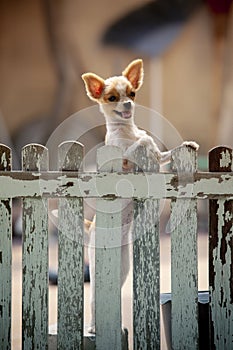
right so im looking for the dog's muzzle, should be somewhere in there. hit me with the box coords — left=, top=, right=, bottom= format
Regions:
left=114, top=101, right=132, bottom=119
left=123, top=102, right=131, bottom=110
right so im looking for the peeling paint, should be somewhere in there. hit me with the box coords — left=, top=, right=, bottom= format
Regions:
left=171, top=145, right=198, bottom=350
left=220, top=150, right=232, bottom=169
left=1, top=152, right=7, bottom=169
left=0, top=143, right=233, bottom=348
left=0, top=171, right=232, bottom=199
left=209, top=146, right=233, bottom=349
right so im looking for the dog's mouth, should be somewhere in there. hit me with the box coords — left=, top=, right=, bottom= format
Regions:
left=113, top=110, right=132, bottom=119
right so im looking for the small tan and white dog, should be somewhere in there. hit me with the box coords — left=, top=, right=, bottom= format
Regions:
left=82, top=59, right=198, bottom=333
left=82, top=59, right=198, bottom=166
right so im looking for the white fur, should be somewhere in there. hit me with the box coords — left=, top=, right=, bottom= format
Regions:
left=82, top=59, right=199, bottom=333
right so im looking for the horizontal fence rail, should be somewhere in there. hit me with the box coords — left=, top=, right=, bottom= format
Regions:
left=0, top=142, right=232, bottom=350
left=0, top=172, right=232, bottom=199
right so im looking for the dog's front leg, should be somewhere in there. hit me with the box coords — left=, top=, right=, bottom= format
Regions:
left=124, top=136, right=162, bottom=165
left=160, top=150, right=171, bottom=165
left=160, top=141, right=199, bottom=165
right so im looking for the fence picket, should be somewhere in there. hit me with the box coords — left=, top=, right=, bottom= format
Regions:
left=95, top=145, right=123, bottom=350
left=133, top=146, right=160, bottom=349
left=57, top=141, right=84, bottom=349
left=170, top=145, right=198, bottom=349
left=0, top=144, right=12, bottom=350
left=22, top=144, right=49, bottom=349
left=209, top=146, right=233, bottom=349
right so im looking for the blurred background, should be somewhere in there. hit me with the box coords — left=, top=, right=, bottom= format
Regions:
left=0, top=0, right=233, bottom=170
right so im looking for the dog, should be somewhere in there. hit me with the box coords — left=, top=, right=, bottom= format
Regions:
left=82, top=59, right=199, bottom=333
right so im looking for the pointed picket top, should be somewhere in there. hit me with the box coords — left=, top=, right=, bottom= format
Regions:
left=132, top=143, right=160, bottom=348
left=170, top=143, right=199, bottom=350
left=22, top=143, right=49, bottom=171
left=0, top=144, right=12, bottom=171
left=95, top=144, right=123, bottom=349
left=58, top=141, right=84, bottom=171
left=57, top=140, right=84, bottom=349
left=171, top=143, right=197, bottom=173
left=21, top=143, right=49, bottom=349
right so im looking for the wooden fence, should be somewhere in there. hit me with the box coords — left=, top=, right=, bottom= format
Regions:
left=0, top=141, right=232, bottom=349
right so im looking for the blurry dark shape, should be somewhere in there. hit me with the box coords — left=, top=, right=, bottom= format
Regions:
left=206, top=0, right=233, bottom=146
left=49, top=264, right=90, bottom=285
left=41, top=0, right=77, bottom=131
left=206, top=0, right=233, bottom=14
left=161, top=292, right=210, bottom=350
left=13, top=0, right=83, bottom=161
left=49, top=269, right=58, bottom=285
left=206, top=0, right=233, bottom=37
left=103, top=0, right=203, bottom=56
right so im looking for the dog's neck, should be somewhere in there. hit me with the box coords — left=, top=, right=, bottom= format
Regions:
left=103, top=112, right=140, bottom=149
left=105, top=117, right=135, bottom=132
left=104, top=115, right=139, bottom=139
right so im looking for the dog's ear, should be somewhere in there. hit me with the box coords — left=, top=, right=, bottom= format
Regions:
left=122, top=59, right=144, bottom=91
left=82, top=73, right=105, bottom=101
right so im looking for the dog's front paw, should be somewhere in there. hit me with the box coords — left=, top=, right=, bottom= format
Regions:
left=137, top=135, right=150, bottom=147
left=87, top=325, right=96, bottom=334
left=182, top=141, right=199, bottom=150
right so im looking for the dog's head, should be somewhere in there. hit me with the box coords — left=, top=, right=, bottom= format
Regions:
left=82, top=59, right=143, bottom=123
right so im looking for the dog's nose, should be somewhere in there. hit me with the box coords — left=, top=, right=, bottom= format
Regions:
left=123, top=102, right=131, bottom=110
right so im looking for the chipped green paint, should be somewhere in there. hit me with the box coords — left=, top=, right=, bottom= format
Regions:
left=220, top=149, right=232, bottom=169
left=210, top=199, right=233, bottom=349
left=0, top=172, right=232, bottom=199
left=1, top=153, right=8, bottom=169
left=133, top=199, right=160, bottom=349
left=171, top=146, right=199, bottom=350
left=0, top=142, right=233, bottom=348
left=0, top=144, right=12, bottom=350
left=209, top=146, right=233, bottom=350
left=57, top=141, right=84, bottom=349
left=22, top=144, right=49, bottom=350
left=133, top=145, right=160, bottom=349
left=95, top=146, right=122, bottom=350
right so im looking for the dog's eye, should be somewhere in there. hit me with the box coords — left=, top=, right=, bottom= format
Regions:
left=129, top=91, right=135, bottom=98
left=108, top=96, right=116, bottom=102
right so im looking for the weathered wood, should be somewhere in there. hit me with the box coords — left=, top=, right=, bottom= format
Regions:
left=209, top=146, right=233, bottom=349
left=57, top=141, right=84, bottom=349
left=95, top=145, right=123, bottom=350
left=0, top=140, right=233, bottom=348
left=0, top=144, right=12, bottom=350
left=170, top=145, right=199, bottom=349
left=22, top=144, right=49, bottom=349
left=0, top=171, right=233, bottom=199
left=133, top=146, right=160, bottom=349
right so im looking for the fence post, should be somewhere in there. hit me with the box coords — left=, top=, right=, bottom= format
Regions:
left=95, top=145, right=123, bottom=350
left=170, top=145, right=198, bottom=349
left=22, top=143, right=49, bottom=349
left=133, top=146, right=160, bottom=349
left=209, top=146, right=233, bottom=349
left=57, top=141, right=84, bottom=349
left=0, top=144, right=12, bottom=350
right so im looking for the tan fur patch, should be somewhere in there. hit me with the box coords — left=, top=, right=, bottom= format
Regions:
left=103, top=88, right=120, bottom=103
left=126, top=86, right=136, bottom=100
